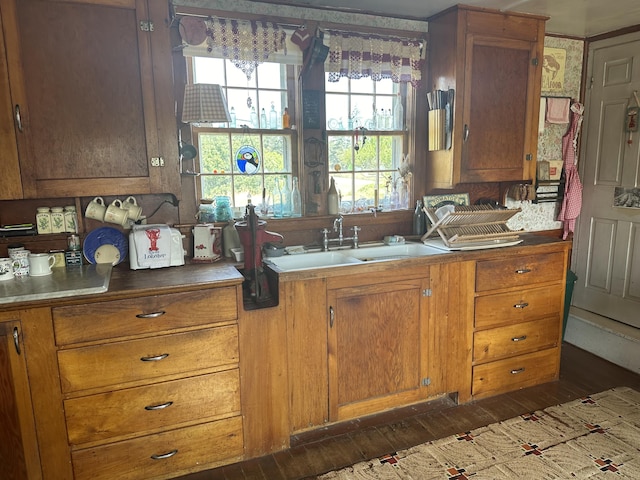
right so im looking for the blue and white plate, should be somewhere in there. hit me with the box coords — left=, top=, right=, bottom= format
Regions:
left=83, top=227, right=128, bottom=265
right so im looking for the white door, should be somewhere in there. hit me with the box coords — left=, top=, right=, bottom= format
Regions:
left=572, top=32, right=640, bottom=329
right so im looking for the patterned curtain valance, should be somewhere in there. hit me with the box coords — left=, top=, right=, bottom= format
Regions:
left=325, top=30, right=425, bottom=88
left=205, top=17, right=288, bottom=79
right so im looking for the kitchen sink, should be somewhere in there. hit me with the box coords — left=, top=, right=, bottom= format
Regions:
left=264, top=242, right=446, bottom=272
left=264, top=251, right=363, bottom=271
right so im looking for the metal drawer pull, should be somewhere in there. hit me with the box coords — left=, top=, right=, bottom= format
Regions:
left=145, top=401, right=173, bottom=411
left=150, top=449, right=178, bottom=460
left=15, top=105, right=23, bottom=132
left=140, top=353, right=169, bottom=362
left=136, top=311, right=166, bottom=319
left=513, top=302, right=529, bottom=309
left=13, top=327, right=21, bottom=355
left=510, top=367, right=525, bottom=374
left=515, top=268, right=531, bottom=274
left=511, top=335, right=527, bottom=342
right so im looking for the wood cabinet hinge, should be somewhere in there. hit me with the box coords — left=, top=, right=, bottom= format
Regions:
left=531, top=57, right=539, bottom=66
left=525, top=153, right=533, bottom=161
left=422, top=289, right=432, bottom=297
left=150, top=157, right=165, bottom=167
left=421, top=377, right=431, bottom=386
left=140, top=20, right=155, bottom=32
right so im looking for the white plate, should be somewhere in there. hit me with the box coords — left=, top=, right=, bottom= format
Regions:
left=94, top=244, right=121, bottom=265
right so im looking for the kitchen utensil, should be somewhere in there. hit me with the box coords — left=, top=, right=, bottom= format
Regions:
left=104, top=199, right=129, bottom=226
left=85, top=197, right=106, bottom=222
left=122, top=196, right=143, bottom=221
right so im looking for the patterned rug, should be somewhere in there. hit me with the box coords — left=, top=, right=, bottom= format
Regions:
left=318, top=387, right=640, bottom=479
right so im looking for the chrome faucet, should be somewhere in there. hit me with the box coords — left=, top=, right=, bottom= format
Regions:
left=322, top=215, right=360, bottom=251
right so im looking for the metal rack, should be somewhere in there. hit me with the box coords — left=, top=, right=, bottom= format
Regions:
left=421, top=205, right=522, bottom=248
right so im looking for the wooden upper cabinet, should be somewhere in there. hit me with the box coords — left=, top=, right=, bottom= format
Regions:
left=426, top=6, right=546, bottom=189
left=0, top=0, right=180, bottom=199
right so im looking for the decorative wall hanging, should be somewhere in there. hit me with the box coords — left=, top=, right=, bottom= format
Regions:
left=235, top=145, right=260, bottom=174
left=542, top=47, right=566, bottom=92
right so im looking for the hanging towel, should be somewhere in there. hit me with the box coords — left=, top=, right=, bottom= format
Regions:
left=539, top=97, right=546, bottom=134
left=546, top=97, right=571, bottom=124
left=557, top=102, right=584, bottom=239
left=134, top=225, right=172, bottom=268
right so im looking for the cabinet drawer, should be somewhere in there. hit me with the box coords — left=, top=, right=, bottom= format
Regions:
left=58, top=325, right=238, bottom=393
left=65, top=369, right=240, bottom=446
left=71, top=416, right=243, bottom=480
left=473, top=317, right=559, bottom=363
left=472, top=348, right=559, bottom=399
left=475, top=285, right=562, bottom=329
left=53, top=288, right=238, bottom=346
left=475, top=252, right=564, bottom=292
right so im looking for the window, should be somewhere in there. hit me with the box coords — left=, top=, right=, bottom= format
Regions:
left=189, top=57, right=296, bottom=213
left=325, top=75, right=410, bottom=212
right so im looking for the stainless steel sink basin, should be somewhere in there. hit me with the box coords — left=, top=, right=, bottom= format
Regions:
left=264, top=251, right=363, bottom=271
left=264, top=242, right=446, bottom=272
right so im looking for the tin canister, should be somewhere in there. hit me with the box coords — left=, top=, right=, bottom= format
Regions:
left=67, top=234, right=81, bottom=251
left=50, top=250, right=66, bottom=268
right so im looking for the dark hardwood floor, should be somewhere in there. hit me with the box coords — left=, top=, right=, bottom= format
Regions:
left=177, top=343, right=640, bottom=480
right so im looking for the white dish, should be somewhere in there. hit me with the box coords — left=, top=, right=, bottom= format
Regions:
left=94, top=244, right=121, bottom=265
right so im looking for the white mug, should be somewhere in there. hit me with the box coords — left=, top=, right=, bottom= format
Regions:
left=104, top=199, right=129, bottom=226
left=85, top=196, right=106, bottom=222
left=0, top=257, right=14, bottom=281
left=10, top=249, right=31, bottom=276
left=28, top=253, right=56, bottom=276
left=122, top=196, right=143, bottom=221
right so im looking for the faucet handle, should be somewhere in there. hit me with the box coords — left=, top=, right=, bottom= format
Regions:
left=352, top=225, right=361, bottom=233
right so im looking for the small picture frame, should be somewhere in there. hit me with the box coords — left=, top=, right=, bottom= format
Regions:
left=423, top=193, right=470, bottom=209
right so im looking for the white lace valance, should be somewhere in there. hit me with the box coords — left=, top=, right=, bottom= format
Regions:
left=203, top=17, right=288, bottom=79
left=325, top=30, right=425, bottom=88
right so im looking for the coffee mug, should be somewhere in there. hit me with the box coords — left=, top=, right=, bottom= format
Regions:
left=10, top=249, right=31, bottom=276
left=0, top=258, right=14, bottom=281
left=28, top=253, right=55, bottom=276
left=122, top=196, right=143, bottom=221
left=104, top=199, right=129, bottom=226
left=7, top=245, right=25, bottom=257
left=85, top=196, right=106, bottom=222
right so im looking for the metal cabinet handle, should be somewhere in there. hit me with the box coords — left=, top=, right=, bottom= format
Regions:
left=136, top=311, right=166, bottom=319
left=510, top=367, right=526, bottom=375
left=515, top=268, right=531, bottom=274
left=511, top=335, right=527, bottom=342
left=513, top=302, right=529, bottom=309
left=144, top=401, right=173, bottom=411
left=329, top=306, right=335, bottom=328
left=15, top=105, right=23, bottom=132
left=140, top=353, right=169, bottom=362
left=463, top=124, right=469, bottom=142
left=13, top=327, right=21, bottom=355
left=150, top=449, right=178, bottom=460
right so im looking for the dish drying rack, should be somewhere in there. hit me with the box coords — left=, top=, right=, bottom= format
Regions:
left=421, top=205, right=522, bottom=248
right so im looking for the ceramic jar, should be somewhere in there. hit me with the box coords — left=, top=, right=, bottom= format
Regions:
left=50, top=207, right=65, bottom=233
left=36, top=207, right=52, bottom=234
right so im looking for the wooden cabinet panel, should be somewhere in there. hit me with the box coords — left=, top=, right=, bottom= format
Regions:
left=473, top=317, right=559, bottom=363
left=327, top=274, right=430, bottom=421
left=58, top=325, right=239, bottom=393
left=53, top=288, right=238, bottom=345
left=474, top=285, right=563, bottom=329
left=0, top=0, right=179, bottom=198
left=65, top=369, right=240, bottom=446
left=472, top=348, right=559, bottom=399
left=426, top=6, right=546, bottom=189
left=475, top=251, right=565, bottom=292
left=71, top=416, right=244, bottom=480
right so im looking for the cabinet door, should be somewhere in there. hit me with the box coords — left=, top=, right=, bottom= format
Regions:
left=461, top=34, right=540, bottom=182
left=0, top=0, right=179, bottom=198
left=0, top=320, right=42, bottom=480
left=327, top=277, right=430, bottom=421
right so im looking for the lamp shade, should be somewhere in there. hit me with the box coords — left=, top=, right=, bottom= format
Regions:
left=182, top=84, right=231, bottom=124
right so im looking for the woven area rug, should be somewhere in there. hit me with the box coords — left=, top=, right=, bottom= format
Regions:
left=318, top=387, right=640, bottom=479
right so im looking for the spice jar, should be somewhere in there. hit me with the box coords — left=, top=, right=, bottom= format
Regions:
left=50, top=207, right=65, bottom=234
left=64, top=206, right=77, bottom=233
left=36, top=207, right=52, bottom=234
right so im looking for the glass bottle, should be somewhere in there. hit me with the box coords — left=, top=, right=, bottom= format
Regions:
left=327, top=177, right=339, bottom=215
left=229, top=106, right=237, bottom=127
left=281, top=178, right=292, bottom=217
left=413, top=200, right=426, bottom=235
left=291, top=177, right=302, bottom=217
left=250, top=106, right=258, bottom=128
left=273, top=178, right=283, bottom=218
left=394, top=93, right=404, bottom=130
left=260, top=108, right=267, bottom=129
left=282, top=107, right=290, bottom=128
left=269, top=102, right=278, bottom=129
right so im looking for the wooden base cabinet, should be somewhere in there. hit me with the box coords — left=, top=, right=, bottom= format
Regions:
left=471, top=250, right=568, bottom=399
left=0, top=0, right=179, bottom=199
left=426, top=5, right=546, bottom=188
left=52, top=287, right=243, bottom=480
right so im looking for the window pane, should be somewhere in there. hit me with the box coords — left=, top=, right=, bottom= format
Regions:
left=199, top=134, right=232, bottom=173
